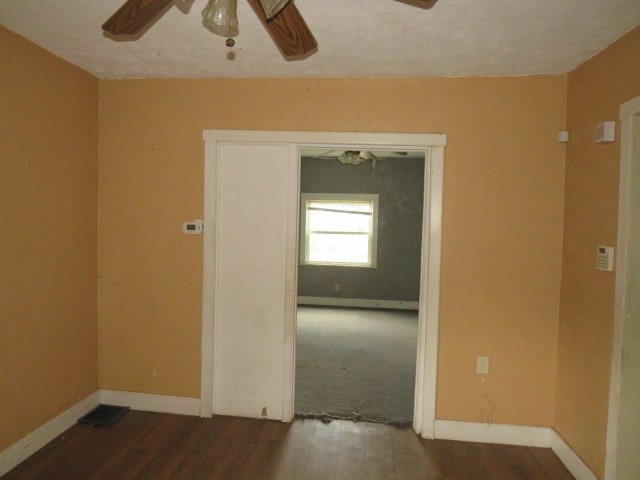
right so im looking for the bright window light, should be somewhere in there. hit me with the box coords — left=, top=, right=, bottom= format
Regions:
left=300, top=194, right=379, bottom=267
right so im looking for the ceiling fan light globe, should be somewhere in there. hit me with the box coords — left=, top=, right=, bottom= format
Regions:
left=358, top=150, right=377, bottom=160
left=258, top=0, right=291, bottom=19
left=202, top=0, right=239, bottom=37
left=338, top=151, right=365, bottom=165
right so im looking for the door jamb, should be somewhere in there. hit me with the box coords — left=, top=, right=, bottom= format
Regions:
left=604, top=94, right=640, bottom=480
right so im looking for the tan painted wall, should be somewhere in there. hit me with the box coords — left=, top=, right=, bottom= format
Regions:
left=556, top=25, right=640, bottom=478
left=99, top=75, right=566, bottom=426
left=0, top=27, right=99, bottom=450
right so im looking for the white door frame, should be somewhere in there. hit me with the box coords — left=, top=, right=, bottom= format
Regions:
left=200, top=130, right=446, bottom=438
left=604, top=93, right=640, bottom=480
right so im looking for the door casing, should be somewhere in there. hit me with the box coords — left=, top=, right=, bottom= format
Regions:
left=604, top=94, right=640, bottom=479
left=200, top=130, right=446, bottom=438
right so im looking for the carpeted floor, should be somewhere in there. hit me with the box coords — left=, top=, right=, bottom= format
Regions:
left=295, top=306, right=419, bottom=425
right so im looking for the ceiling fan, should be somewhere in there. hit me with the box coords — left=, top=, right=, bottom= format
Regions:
left=102, top=0, right=437, bottom=59
left=313, top=150, right=408, bottom=175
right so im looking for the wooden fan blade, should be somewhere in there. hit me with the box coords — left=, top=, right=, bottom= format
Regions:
left=247, top=0, right=317, bottom=57
left=103, top=0, right=174, bottom=35
left=395, top=0, right=438, bottom=8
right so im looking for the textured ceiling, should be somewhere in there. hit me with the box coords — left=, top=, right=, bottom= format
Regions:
left=1, top=0, right=639, bottom=79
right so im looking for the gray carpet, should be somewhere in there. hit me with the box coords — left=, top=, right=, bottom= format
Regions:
left=295, top=306, right=418, bottom=425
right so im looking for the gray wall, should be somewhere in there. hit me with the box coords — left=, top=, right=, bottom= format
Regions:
left=298, top=155, right=424, bottom=301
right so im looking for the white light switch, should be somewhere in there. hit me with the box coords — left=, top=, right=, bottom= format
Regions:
left=477, top=356, right=490, bottom=375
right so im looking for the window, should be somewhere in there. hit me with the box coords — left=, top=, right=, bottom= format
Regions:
left=300, top=193, right=379, bottom=267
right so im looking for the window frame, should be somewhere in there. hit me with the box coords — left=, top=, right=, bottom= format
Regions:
left=299, top=193, right=379, bottom=268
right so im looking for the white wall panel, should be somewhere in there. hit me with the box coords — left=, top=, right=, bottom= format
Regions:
left=214, top=143, right=290, bottom=420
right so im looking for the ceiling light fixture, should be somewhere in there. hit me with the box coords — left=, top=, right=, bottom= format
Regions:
left=201, top=0, right=239, bottom=38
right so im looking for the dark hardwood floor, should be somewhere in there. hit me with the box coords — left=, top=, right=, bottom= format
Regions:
left=4, top=411, right=575, bottom=480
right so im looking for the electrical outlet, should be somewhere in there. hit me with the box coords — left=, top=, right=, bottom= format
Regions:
left=476, top=356, right=489, bottom=375
left=334, top=283, right=340, bottom=292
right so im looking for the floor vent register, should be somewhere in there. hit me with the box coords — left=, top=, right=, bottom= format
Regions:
left=78, top=404, right=130, bottom=426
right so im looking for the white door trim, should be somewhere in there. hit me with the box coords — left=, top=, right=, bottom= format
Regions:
left=604, top=94, right=640, bottom=480
left=201, top=130, right=446, bottom=437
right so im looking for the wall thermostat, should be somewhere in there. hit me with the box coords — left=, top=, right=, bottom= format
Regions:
left=183, top=220, right=203, bottom=235
left=597, top=245, right=614, bottom=272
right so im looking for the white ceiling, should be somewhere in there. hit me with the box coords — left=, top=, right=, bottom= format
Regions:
left=1, top=0, right=639, bottom=79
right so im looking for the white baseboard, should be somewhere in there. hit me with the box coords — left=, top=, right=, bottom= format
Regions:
left=99, top=389, right=201, bottom=417
left=433, top=419, right=551, bottom=447
left=297, top=296, right=419, bottom=310
left=550, top=430, right=599, bottom=480
left=0, top=391, right=100, bottom=477
left=434, top=420, right=599, bottom=479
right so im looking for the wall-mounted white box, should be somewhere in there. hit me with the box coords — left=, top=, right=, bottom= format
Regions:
left=556, top=131, right=569, bottom=143
left=476, top=356, right=490, bottom=375
left=595, top=121, right=616, bottom=143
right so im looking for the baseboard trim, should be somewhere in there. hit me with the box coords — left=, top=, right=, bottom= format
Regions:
left=99, top=389, right=201, bottom=417
left=433, top=420, right=551, bottom=447
left=0, top=391, right=100, bottom=477
left=297, top=296, right=419, bottom=310
left=550, top=430, right=598, bottom=480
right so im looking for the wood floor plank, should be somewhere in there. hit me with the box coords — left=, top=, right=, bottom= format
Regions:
left=475, top=443, right=519, bottom=480
left=528, top=447, right=576, bottom=480
left=89, top=411, right=172, bottom=480
left=424, top=439, right=459, bottom=479
left=391, top=426, right=439, bottom=480
left=171, top=415, right=241, bottom=479
left=303, top=419, right=342, bottom=479
left=501, top=444, right=554, bottom=480
left=127, top=414, right=205, bottom=480
left=196, top=417, right=263, bottom=480
left=238, top=420, right=286, bottom=480
left=334, top=420, right=366, bottom=480
left=449, top=440, right=490, bottom=480
left=364, top=422, right=396, bottom=479
left=267, top=418, right=317, bottom=480
left=3, top=412, right=576, bottom=480
left=3, top=422, right=97, bottom=479
left=98, top=412, right=187, bottom=480
left=155, top=415, right=227, bottom=480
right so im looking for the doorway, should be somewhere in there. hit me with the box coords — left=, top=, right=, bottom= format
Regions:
left=294, top=149, right=425, bottom=425
left=200, top=130, right=445, bottom=438
left=605, top=97, right=640, bottom=479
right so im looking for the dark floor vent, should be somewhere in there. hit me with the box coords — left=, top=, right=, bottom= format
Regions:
left=78, top=404, right=129, bottom=427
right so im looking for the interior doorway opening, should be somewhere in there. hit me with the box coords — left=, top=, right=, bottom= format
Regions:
left=294, top=148, right=425, bottom=425
left=201, top=130, right=445, bottom=438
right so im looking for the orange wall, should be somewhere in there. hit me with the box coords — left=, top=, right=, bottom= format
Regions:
left=556, top=26, right=640, bottom=478
left=99, top=75, right=567, bottom=426
left=0, top=27, right=99, bottom=450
